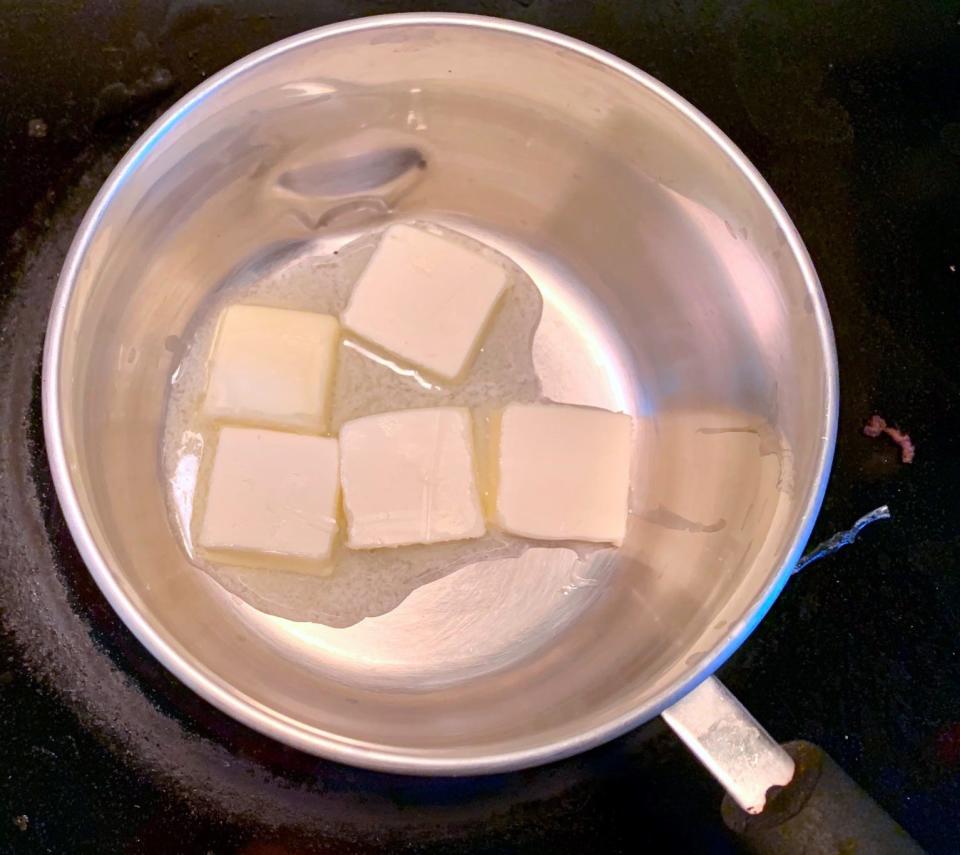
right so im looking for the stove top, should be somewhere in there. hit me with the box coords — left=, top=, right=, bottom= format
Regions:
left=1, top=2, right=958, bottom=852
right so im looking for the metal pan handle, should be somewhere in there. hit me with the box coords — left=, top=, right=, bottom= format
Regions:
left=662, top=677, right=924, bottom=854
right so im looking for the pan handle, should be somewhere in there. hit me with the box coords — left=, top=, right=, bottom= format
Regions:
left=662, top=677, right=795, bottom=815
left=662, top=677, right=924, bottom=854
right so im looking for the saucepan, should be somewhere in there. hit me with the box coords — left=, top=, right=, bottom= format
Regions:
left=43, top=13, right=918, bottom=851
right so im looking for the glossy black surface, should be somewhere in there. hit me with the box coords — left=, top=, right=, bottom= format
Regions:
left=1, top=2, right=958, bottom=852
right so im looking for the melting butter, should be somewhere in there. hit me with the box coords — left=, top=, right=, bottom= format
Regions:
left=162, top=224, right=547, bottom=626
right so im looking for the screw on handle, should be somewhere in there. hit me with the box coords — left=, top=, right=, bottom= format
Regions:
left=722, top=740, right=925, bottom=855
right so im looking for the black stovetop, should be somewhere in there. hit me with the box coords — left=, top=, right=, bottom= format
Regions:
left=1, top=3, right=958, bottom=853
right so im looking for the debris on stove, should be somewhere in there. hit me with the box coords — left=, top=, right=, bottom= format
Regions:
left=864, top=414, right=915, bottom=463
left=13, top=815, right=29, bottom=832
left=94, top=67, right=175, bottom=122
left=793, top=505, right=892, bottom=574
left=26, top=118, right=47, bottom=139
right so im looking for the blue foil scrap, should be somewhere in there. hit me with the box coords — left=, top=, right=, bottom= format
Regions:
left=793, top=506, right=892, bottom=575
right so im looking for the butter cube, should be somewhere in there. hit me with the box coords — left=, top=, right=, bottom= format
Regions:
left=494, top=403, right=633, bottom=545
left=203, top=304, right=339, bottom=431
left=341, top=224, right=508, bottom=380
left=197, top=426, right=340, bottom=572
left=339, top=407, right=485, bottom=548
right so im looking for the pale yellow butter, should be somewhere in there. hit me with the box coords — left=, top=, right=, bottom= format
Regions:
left=197, top=426, right=340, bottom=572
left=339, top=407, right=486, bottom=548
left=341, top=224, right=508, bottom=381
left=494, top=403, right=633, bottom=545
left=203, top=304, right=339, bottom=431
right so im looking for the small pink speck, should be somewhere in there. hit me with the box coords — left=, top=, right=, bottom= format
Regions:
left=863, top=414, right=915, bottom=463
left=863, top=414, right=886, bottom=437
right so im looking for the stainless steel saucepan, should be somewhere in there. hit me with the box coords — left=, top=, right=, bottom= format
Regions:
left=42, top=13, right=919, bottom=851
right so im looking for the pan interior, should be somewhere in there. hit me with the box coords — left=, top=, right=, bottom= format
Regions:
left=49, top=19, right=832, bottom=768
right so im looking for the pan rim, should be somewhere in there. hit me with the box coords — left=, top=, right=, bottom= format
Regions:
left=42, top=11, right=838, bottom=775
